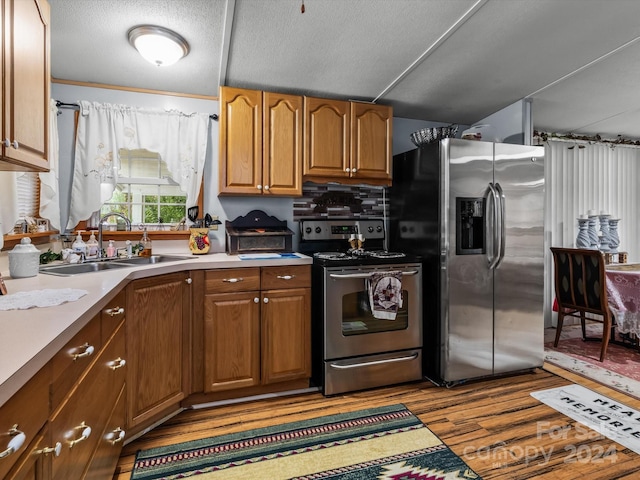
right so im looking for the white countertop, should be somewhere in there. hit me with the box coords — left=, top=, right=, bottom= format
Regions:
left=0, top=249, right=311, bottom=406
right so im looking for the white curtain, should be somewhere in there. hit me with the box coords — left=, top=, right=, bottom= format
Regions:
left=67, top=101, right=210, bottom=229
left=543, top=138, right=640, bottom=326
left=39, top=99, right=61, bottom=230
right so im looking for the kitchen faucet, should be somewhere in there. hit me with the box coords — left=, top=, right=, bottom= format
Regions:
left=98, top=213, right=131, bottom=259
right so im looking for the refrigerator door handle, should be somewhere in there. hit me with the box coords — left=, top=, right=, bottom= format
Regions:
left=494, top=182, right=506, bottom=269
left=486, top=182, right=500, bottom=270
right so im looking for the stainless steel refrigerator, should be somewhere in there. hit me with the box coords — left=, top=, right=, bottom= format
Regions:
left=389, top=138, right=545, bottom=385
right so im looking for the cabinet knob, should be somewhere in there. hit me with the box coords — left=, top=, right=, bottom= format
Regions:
left=254, top=297, right=259, bottom=303
left=72, top=343, right=95, bottom=361
left=108, top=357, right=127, bottom=370
left=264, top=185, right=270, bottom=191
left=345, top=167, right=350, bottom=172
left=263, top=297, right=269, bottom=304
left=35, top=442, right=62, bottom=457
left=257, top=184, right=263, bottom=190
left=104, top=306, right=124, bottom=317
left=3, top=139, right=18, bottom=149
left=185, top=277, right=193, bottom=284
left=11, top=140, right=18, bottom=149
left=0, top=425, right=25, bottom=459
left=107, top=427, right=126, bottom=445
left=3, top=139, right=9, bottom=148
left=69, top=422, right=92, bottom=448
left=352, top=168, right=357, bottom=173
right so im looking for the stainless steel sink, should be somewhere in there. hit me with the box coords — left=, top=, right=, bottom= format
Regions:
left=111, top=255, right=194, bottom=265
left=39, top=261, right=130, bottom=276
left=39, top=255, right=193, bottom=276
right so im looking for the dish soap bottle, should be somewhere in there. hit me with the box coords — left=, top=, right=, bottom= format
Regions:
left=86, top=231, right=99, bottom=259
left=106, top=239, right=117, bottom=258
left=140, top=228, right=152, bottom=257
left=72, top=231, right=87, bottom=258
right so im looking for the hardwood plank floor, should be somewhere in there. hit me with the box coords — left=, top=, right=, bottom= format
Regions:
left=114, top=365, right=640, bottom=479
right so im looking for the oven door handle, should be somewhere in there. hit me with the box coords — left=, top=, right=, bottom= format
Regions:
left=329, top=270, right=419, bottom=279
left=329, top=353, right=419, bottom=369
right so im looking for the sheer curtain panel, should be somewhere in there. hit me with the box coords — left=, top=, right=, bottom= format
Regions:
left=67, top=101, right=209, bottom=229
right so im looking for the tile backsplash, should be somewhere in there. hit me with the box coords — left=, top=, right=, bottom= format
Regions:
left=294, top=183, right=387, bottom=220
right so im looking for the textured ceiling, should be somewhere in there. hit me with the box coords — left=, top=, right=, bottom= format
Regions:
left=49, top=0, right=640, bottom=140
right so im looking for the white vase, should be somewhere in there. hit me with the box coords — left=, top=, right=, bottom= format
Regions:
left=608, top=218, right=620, bottom=253
left=599, top=214, right=611, bottom=252
left=576, top=218, right=590, bottom=248
left=587, top=216, right=599, bottom=249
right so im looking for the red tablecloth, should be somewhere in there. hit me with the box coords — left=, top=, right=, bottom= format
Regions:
left=606, top=264, right=640, bottom=336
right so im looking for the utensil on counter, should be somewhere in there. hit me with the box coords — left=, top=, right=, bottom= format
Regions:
left=187, top=206, right=199, bottom=227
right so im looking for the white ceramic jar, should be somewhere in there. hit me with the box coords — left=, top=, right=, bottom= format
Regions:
left=9, top=237, right=41, bottom=278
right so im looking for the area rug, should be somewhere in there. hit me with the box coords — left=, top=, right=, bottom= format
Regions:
left=531, top=383, right=640, bottom=455
left=130, top=404, right=482, bottom=480
left=544, top=324, right=640, bottom=400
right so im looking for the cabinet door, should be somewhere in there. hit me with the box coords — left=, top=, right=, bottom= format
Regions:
left=1, top=0, right=50, bottom=172
left=261, top=288, right=311, bottom=384
left=126, top=272, right=190, bottom=429
left=303, top=96, right=350, bottom=178
left=350, top=102, right=392, bottom=182
left=263, top=92, right=303, bottom=196
left=203, top=291, right=260, bottom=392
left=219, top=86, right=263, bottom=194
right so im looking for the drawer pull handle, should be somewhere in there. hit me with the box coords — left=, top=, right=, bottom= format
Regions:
left=107, top=427, right=126, bottom=445
left=223, top=277, right=243, bottom=283
left=69, top=422, right=92, bottom=448
left=104, top=306, right=124, bottom=317
left=35, top=442, right=62, bottom=457
left=0, top=425, right=25, bottom=458
left=109, top=357, right=126, bottom=370
left=276, top=275, right=296, bottom=280
left=72, top=343, right=95, bottom=361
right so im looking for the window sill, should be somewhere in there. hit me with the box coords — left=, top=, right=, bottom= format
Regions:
left=2, top=231, right=60, bottom=250
left=92, top=229, right=193, bottom=242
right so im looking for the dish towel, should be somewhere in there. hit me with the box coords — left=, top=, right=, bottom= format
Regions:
left=0, top=288, right=88, bottom=311
left=367, top=271, right=403, bottom=320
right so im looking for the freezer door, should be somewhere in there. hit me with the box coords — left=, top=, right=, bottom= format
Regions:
left=441, top=139, right=494, bottom=382
left=493, top=143, right=545, bottom=373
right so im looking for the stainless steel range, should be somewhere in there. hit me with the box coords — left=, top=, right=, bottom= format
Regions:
left=299, top=219, right=423, bottom=396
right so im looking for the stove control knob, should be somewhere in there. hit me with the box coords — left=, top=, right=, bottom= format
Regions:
left=305, top=227, right=312, bottom=234
left=376, top=226, right=383, bottom=232
left=368, top=226, right=374, bottom=233
left=315, top=227, right=322, bottom=234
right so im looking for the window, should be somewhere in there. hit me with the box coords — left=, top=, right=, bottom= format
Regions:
left=100, top=149, right=187, bottom=229
left=17, top=173, right=40, bottom=220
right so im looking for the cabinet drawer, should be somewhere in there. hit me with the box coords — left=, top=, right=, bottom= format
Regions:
left=100, top=290, right=126, bottom=343
left=50, top=322, right=126, bottom=480
left=50, top=315, right=101, bottom=410
left=0, top=365, right=50, bottom=479
left=206, top=268, right=260, bottom=293
left=261, top=265, right=311, bottom=290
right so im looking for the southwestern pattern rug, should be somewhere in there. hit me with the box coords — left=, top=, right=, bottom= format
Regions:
left=130, top=404, right=481, bottom=480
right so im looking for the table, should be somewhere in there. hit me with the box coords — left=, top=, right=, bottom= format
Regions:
left=606, top=263, right=640, bottom=337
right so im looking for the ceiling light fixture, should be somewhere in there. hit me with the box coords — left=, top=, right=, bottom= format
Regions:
left=127, top=25, right=190, bottom=67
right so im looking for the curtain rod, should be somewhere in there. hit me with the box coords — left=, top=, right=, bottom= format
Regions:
left=54, top=100, right=219, bottom=121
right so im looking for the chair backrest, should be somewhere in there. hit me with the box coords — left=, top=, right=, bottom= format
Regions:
left=550, top=247, right=609, bottom=315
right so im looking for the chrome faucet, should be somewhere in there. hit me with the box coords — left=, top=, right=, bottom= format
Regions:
left=98, top=213, right=131, bottom=259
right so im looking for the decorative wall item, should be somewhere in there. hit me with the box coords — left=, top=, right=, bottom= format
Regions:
left=598, top=213, right=611, bottom=252
left=587, top=214, right=599, bottom=250
left=608, top=218, right=620, bottom=253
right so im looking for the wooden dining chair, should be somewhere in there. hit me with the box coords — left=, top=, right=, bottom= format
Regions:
left=550, top=247, right=614, bottom=362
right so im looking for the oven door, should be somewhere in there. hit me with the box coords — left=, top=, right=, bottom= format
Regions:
left=323, top=264, right=422, bottom=359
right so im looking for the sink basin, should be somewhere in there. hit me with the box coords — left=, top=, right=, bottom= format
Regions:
left=39, top=261, right=130, bottom=276
left=111, top=255, right=194, bottom=265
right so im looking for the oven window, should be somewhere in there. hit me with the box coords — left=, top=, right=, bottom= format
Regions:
left=342, top=290, right=409, bottom=336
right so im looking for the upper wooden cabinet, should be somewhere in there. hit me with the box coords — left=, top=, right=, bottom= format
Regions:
left=219, top=86, right=302, bottom=196
left=0, top=0, right=50, bottom=172
left=303, top=97, right=392, bottom=186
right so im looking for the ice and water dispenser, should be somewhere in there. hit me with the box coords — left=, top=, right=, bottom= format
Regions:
left=456, top=198, right=485, bottom=255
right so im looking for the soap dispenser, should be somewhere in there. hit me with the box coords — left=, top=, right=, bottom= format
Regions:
left=140, top=228, right=152, bottom=257
left=86, top=231, right=99, bottom=259
left=72, top=231, right=87, bottom=257
left=106, top=239, right=116, bottom=258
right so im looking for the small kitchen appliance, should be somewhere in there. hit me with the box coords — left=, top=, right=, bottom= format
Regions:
left=298, top=218, right=423, bottom=396
left=225, top=209, right=293, bottom=254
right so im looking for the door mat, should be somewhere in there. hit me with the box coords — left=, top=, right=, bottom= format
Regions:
left=531, top=384, right=640, bottom=455
left=131, top=404, right=482, bottom=479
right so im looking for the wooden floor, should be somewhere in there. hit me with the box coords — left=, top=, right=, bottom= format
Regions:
left=114, top=364, right=640, bottom=479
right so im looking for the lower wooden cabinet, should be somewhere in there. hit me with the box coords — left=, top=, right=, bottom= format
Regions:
left=125, top=272, right=191, bottom=432
left=202, top=266, right=311, bottom=394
